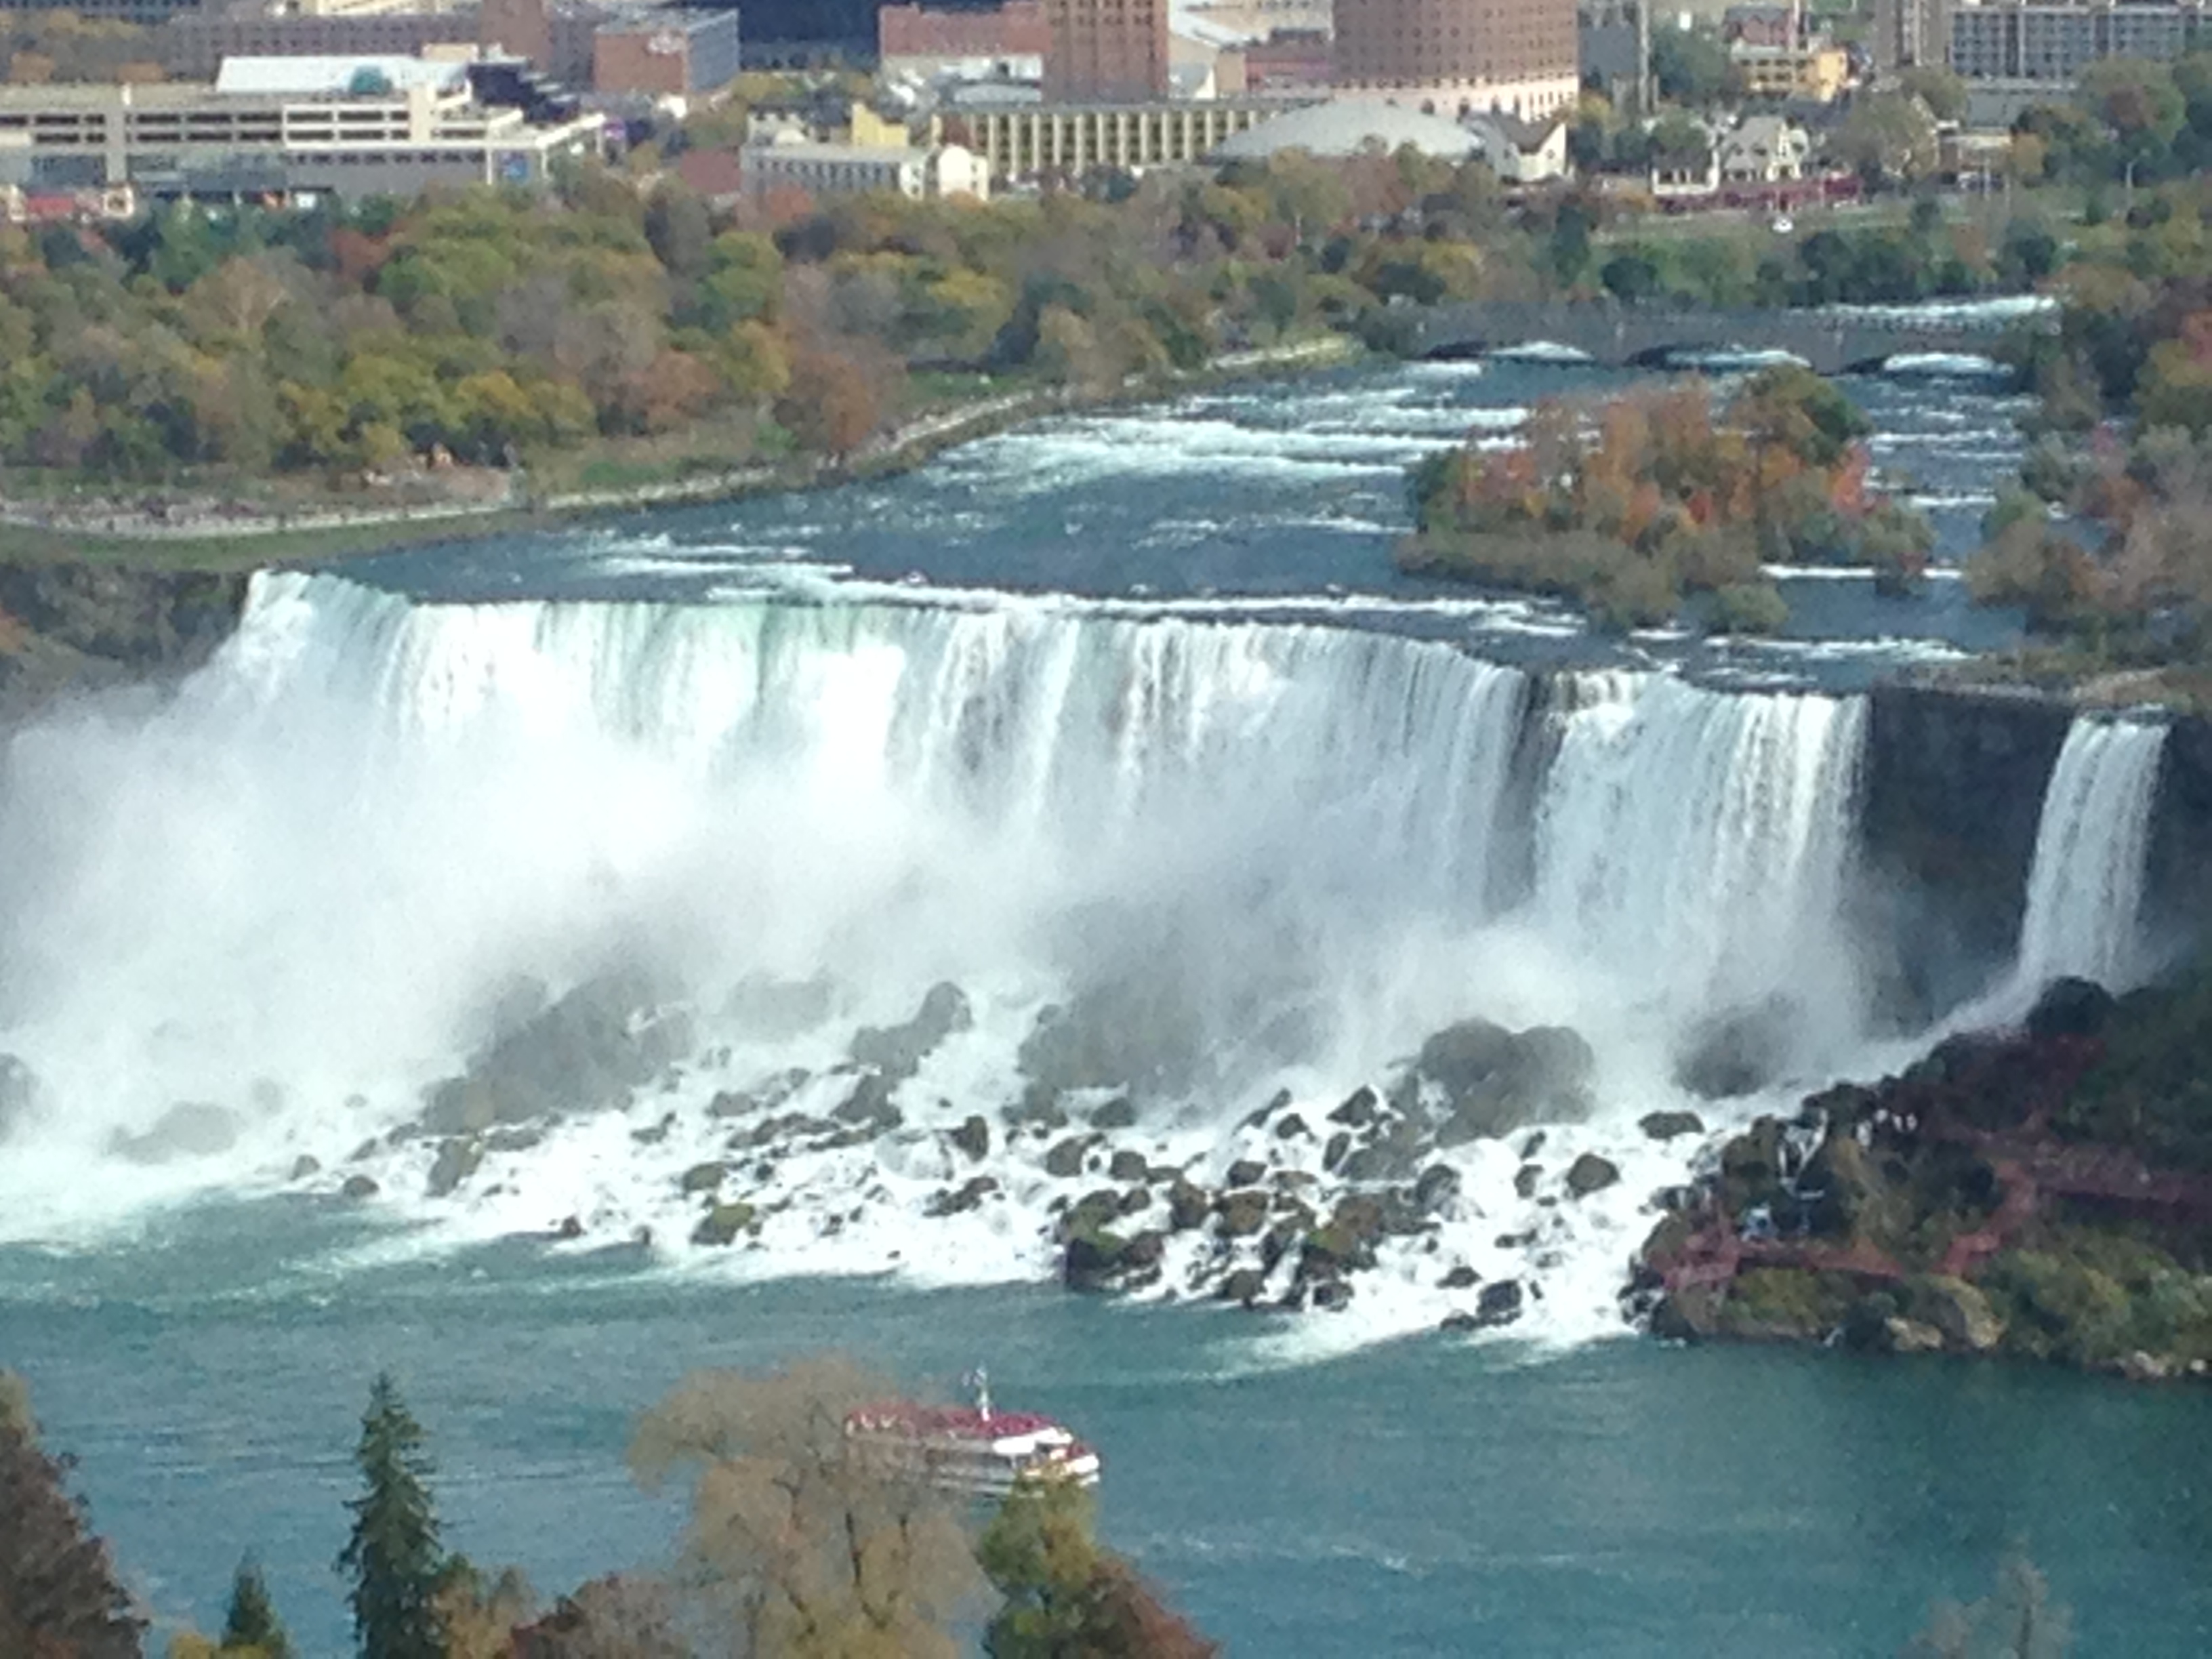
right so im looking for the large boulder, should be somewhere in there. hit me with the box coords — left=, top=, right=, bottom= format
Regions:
left=1563, top=1153, right=1620, bottom=1199
left=1474, top=1280, right=1524, bottom=1327
left=424, top=972, right=693, bottom=1134
left=691, top=1202, right=757, bottom=1246
left=1215, top=1189, right=1269, bottom=1237
left=1639, top=1109, right=1706, bottom=1142
left=1415, top=1018, right=1594, bottom=1143
left=849, top=983, right=972, bottom=1081
left=1017, top=973, right=1206, bottom=1101
left=1044, top=1134, right=1101, bottom=1179
left=426, top=1136, right=483, bottom=1197
left=1063, top=1227, right=1165, bottom=1294
left=2024, top=976, right=2115, bottom=1041
left=1673, top=998, right=1799, bottom=1100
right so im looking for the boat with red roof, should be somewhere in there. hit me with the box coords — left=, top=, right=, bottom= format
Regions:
left=844, top=1369, right=1101, bottom=1497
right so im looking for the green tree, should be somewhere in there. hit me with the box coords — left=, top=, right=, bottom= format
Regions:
left=1651, top=24, right=1737, bottom=106
left=216, top=1565, right=289, bottom=1654
left=978, top=1480, right=1216, bottom=1659
left=221, top=1556, right=291, bottom=1658
left=1900, top=66, right=1969, bottom=124
left=337, top=1374, right=447, bottom=1659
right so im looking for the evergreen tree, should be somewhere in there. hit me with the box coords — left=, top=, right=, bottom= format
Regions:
left=222, top=1555, right=291, bottom=1658
left=337, top=1374, right=447, bottom=1659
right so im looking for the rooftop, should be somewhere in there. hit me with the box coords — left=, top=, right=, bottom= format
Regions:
left=212, top=55, right=470, bottom=96
left=1214, top=98, right=1484, bottom=161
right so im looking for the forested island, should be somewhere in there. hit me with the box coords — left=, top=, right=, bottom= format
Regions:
left=1399, top=363, right=1934, bottom=632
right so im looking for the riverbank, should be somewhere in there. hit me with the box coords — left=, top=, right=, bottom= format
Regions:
left=0, top=336, right=1361, bottom=573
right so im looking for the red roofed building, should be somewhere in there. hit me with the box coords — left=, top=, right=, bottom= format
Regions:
left=880, top=1, right=1052, bottom=77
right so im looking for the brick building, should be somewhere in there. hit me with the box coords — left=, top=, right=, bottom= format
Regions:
left=1043, top=0, right=1171, bottom=100
left=590, top=7, right=739, bottom=96
left=1332, top=0, right=1580, bottom=120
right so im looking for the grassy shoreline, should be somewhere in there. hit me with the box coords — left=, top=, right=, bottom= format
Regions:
left=0, top=336, right=1360, bottom=575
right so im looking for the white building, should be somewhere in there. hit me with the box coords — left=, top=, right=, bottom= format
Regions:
left=740, top=138, right=991, bottom=201
left=1463, top=110, right=1570, bottom=182
left=0, top=54, right=605, bottom=199
left=1717, top=114, right=1811, bottom=184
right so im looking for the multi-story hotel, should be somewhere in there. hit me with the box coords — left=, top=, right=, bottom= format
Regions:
left=1948, top=0, right=2208, bottom=81
left=1043, top=0, right=1172, bottom=100
left=1332, top=0, right=1580, bottom=119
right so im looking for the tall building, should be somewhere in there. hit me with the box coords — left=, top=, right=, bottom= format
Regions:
left=1333, top=0, right=1580, bottom=120
left=1947, top=0, right=2207, bottom=83
left=1044, top=0, right=1170, bottom=100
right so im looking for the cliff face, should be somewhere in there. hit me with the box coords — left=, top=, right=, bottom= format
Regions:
left=1852, top=684, right=2212, bottom=1026
left=2146, top=714, right=2212, bottom=962
left=1853, top=685, right=2072, bottom=1025
left=0, top=560, right=250, bottom=719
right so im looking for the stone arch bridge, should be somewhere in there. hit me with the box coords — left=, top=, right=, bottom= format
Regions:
left=1407, top=302, right=2054, bottom=375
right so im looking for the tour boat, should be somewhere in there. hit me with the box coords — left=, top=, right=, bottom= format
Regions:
left=844, top=1370, right=1101, bottom=1497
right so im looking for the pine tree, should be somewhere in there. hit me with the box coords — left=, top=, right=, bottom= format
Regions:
left=337, top=1374, right=447, bottom=1659
left=222, top=1554, right=292, bottom=1658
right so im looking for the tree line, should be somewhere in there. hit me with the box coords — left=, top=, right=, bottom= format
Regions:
left=1, top=1359, right=1214, bottom=1658
left=0, top=128, right=2102, bottom=503
left=1967, top=164, right=2212, bottom=682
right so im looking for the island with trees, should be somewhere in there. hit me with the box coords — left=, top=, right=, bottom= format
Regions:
left=1399, top=363, right=1933, bottom=633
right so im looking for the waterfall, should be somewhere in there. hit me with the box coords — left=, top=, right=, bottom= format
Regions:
left=0, top=570, right=1883, bottom=1252
left=1531, top=672, right=1868, bottom=1023
left=2015, top=716, right=2169, bottom=993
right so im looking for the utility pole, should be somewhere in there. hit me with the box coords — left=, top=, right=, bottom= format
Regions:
left=1637, top=0, right=1653, bottom=117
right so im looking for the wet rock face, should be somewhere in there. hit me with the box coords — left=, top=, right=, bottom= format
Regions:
left=848, top=982, right=972, bottom=1080
left=1017, top=973, right=1206, bottom=1103
left=423, top=972, right=693, bottom=1134
left=1413, top=1017, right=1594, bottom=1143
left=1856, top=685, right=2072, bottom=1026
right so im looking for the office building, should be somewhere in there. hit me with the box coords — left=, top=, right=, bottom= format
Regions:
left=0, top=54, right=604, bottom=199
left=1948, top=0, right=2209, bottom=82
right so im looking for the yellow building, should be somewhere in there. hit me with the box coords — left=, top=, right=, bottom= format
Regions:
left=1729, top=43, right=1853, bottom=101
left=961, top=98, right=1302, bottom=180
